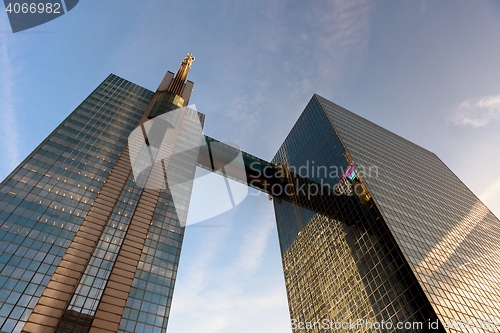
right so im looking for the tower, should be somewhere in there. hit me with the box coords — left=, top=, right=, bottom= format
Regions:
left=0, top=54, right=197, bottom=333
left=273, top=95, right=500, bottom=332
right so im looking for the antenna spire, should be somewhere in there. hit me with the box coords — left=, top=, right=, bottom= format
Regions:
left=167, top=53, right=195, bottom=95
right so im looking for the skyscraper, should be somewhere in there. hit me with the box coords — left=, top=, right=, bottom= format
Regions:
left=1, top=56, right=499, bottom=333
left=0, top=55, right=198, bottom=333
left=273, top=95, right=500, bottom=332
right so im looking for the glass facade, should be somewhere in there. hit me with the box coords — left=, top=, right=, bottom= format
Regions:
left=0, top=74, right=152, bottom=333
left=52, top=78, right=200, bottom=333
left=0, top=55, right=201, bottom=333
left=118, top=107, right=203, bottom=333
left=315, top=95, right=500, bottom=332
left=58, top=173, right=144, bottom=332
left=147, top=91, right=185, bottom=118
left=0, top=67, right=205, bottom=333
left=118, top=190, right=183, bottom=333
left=273, top=96, right=446, bottom=332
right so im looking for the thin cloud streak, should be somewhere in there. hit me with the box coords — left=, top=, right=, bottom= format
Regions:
left=310, top=0, right=374, bottom=81
left=234, top=207, right=275, bottom=275
left=452, top=94, right=500, bottom=127
left=0, top=17, right=19, bottom=174
left=168, top=206, right=287, bottom=333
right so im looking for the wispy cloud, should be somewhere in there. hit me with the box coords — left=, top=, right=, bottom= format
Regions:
left=452, top=95, right=500, bottom=127
left=420, top=0, right=427, bottom=12
left=309, top=0, right=374, bottom=81
left=233, top=207, right=275, bottom=275
left=0, top=17, right=19, bottom=174
left=168, top=204, right=289, bottom=333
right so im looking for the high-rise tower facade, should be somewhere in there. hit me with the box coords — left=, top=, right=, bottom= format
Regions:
left=273, top=95, right=500, bottom=332
left=0, top=55, right=198, bottom=333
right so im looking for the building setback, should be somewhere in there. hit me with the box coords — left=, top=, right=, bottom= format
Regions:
left=0, top=56, right=499, bottom=333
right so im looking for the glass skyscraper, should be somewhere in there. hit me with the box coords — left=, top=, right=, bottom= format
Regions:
left=0, top=54, right=197, bottom=333
left=273, top=95, right=500, bottom=332
left=1, top=55, right=499, bottom=333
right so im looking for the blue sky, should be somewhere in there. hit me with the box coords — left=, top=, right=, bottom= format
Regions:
left=1, top=1, right=500, bottom=332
